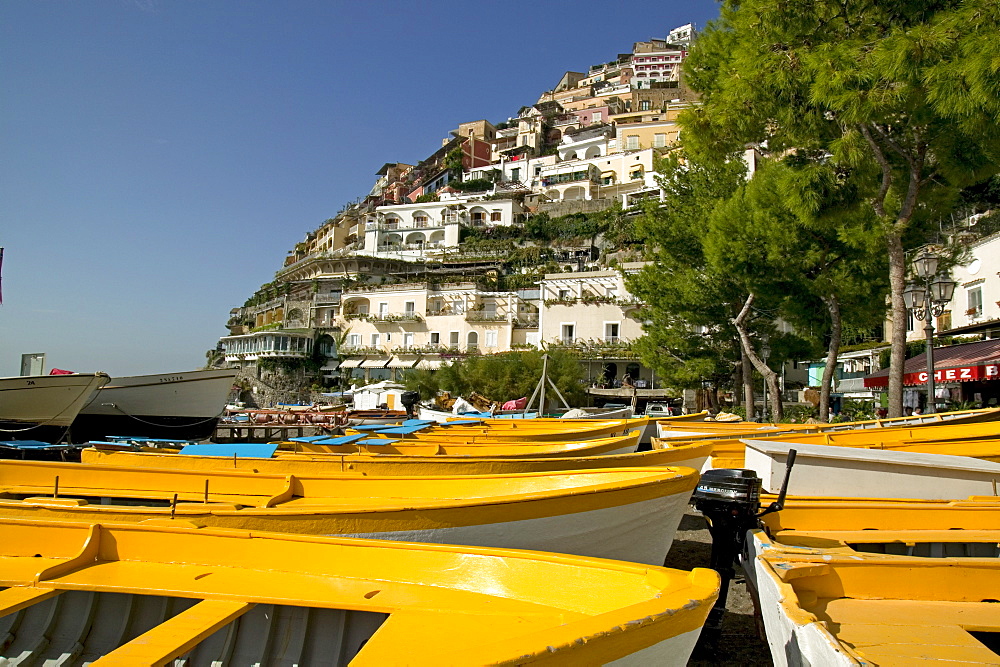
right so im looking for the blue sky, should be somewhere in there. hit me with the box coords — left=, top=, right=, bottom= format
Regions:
left=0, top=0, right=720, bottom=378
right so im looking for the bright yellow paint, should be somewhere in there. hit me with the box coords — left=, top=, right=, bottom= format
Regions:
left=346, top=417, right=649, bottom=442
left=0, top=518, right=720, bottom=665
left=80, top=440, right=714, bottom=476
left=285, top=431, right=641, bottom=458
left=753, top=496, right=1000, bottom=665
left=654, top=410, right=1000, bottom=468
left=0, top=459, right=697, bottom=535
left=657, top=410, right=710, bottom=421
left=94, top=599, right=254, bottom=666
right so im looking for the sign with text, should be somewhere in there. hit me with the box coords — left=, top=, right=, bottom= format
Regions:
left=865, top=362, right=1000, bottom=388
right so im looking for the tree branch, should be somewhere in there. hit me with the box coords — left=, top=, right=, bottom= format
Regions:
left=870, top=123, right=916, bottom=169
left=859, top=123, right=892, bottom=219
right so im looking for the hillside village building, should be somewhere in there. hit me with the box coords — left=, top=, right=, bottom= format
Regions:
left=361, top=194, right=526, bottom=260
left=220, top=25, right=701, bottom=406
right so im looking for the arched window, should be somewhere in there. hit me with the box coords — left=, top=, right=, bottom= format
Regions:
left=412, top=211, right=431, bottom=228
left=469, top=207, right=489, bottom=226
left=467, top=331, right=479, bottom=349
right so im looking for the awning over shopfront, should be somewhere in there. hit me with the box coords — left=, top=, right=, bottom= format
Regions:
left=361, top=358, right=391, bottom=369
left=416, top=358, right=444, bottom=370
left=338, top=358, right=365, bottom=369
left=863, top=339, right=1000, bottom=388
left=386, top=356, right=419, bottom=369
left=835, top=377, right=874, bottom=395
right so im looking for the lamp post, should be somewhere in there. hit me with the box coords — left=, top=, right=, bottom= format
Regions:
left=760, top=338, right=771, bottom=422
left=902, top=251, right=957, bottom=414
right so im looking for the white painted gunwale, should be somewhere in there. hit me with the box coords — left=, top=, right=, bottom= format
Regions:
left=338, top=490, right=693, bottom=566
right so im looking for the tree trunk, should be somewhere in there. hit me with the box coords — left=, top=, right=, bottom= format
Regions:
left=741, top=345, right=755, bottom=418
left=887, top=232, right=908, bottom=417
left=733, top=293, right=784, bottom=421
left=819, top=295, right=842, bottom=423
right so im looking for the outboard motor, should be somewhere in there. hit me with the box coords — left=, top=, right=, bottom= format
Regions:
left=400, top=391, right=421, bottom=419
left=690, top=450, right=796, bottom=655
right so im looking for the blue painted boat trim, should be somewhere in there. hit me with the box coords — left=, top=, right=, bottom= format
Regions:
left=313, top=434, right=366, bottom=445
left=0, top=440, right=77, bottom=450
left=372, top=424, right=431, bottom=435
left=178, top=443, right=279, bottom=458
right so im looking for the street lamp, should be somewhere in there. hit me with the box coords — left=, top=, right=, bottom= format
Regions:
left=902, top=251, right=957, bottom=414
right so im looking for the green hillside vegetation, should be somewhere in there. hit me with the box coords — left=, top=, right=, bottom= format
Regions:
left=403, top=349, right=587, bottom=407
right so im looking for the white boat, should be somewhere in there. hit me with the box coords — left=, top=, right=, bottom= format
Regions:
left=0, top=373, right=109, bottom=444
left=743, top=439, right=1000, bottom=500
left=417, top=403, right=633, bottom=423
left=645, top=402, right=673, bottom=417
left=69, top=369, right=237, bottom=443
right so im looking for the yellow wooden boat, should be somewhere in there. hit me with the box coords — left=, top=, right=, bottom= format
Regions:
left=744, top=420, right=1000, bottom=463
left=285, top=430, right=641, bottom=457
left=0, top=459, right=697, bottom=565
left=659, top=410, right=711, bottom=421
left=348, top=417, right=649, bottom=443
left=758, top=495, right=1000, bottom=547
left=656, top=413, right=1000, bottom=469
left=0, top=517, right=720, bottom=665
left=747, top=496, right=1000, bottom=665
left=657, top=406, right=1000, bottom=439
left=81, top=440, right=714, bottom=476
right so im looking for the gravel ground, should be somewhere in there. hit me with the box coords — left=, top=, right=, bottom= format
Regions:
left=664, top=512, right=774, bottom=666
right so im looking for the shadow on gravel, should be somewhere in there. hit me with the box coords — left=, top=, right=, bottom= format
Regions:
left=665, top=512, right=774, bottom=666
left=677, top=513, right=708, bottom=532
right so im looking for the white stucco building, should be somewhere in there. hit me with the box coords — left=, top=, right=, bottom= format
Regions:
left=361, top=194, right=525, bottom=260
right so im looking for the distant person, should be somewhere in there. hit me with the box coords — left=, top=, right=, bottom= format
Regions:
left=622, top=374, right=634, bottom=388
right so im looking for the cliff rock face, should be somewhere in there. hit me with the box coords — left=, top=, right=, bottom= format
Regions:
left=234, top=366, right=320, bottom=408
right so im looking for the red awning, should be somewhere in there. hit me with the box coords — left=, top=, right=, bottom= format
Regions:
left=864, top=339, right=1000, bottom=388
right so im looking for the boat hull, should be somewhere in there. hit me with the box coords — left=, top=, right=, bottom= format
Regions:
left=419, top=404, right=634, bottom=422
left=69, top=369, right=237, bottom=442
left=0, top=373, right=109, bottom=443
left=80, top=440, right=714, bottom=475
left=0, top=518, right=720, bottom=665
left=0, top=461, right=697, bottom=565
left=744, top=439, right=1000, bottom=499
left=341, top=491, right=690, bottom=566
left=745, top=518, right=1000, bottom=666
left=293, top=431, right=642, bottom=457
